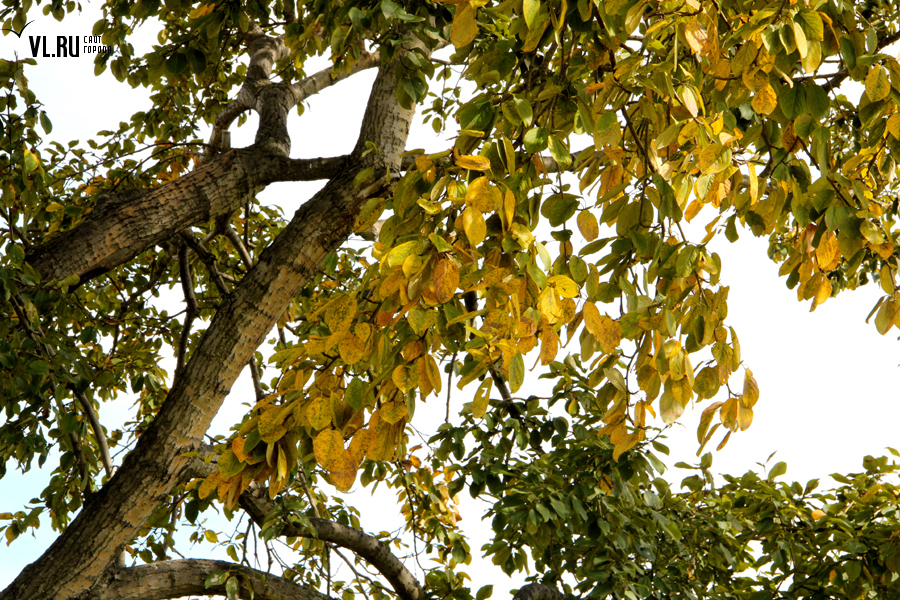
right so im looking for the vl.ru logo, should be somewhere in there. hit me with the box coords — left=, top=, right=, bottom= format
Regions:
left=26, top=35, right=109, bottom=57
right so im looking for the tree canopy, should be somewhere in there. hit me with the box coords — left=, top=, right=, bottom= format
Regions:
left=2, top=0, right=900, bottom=598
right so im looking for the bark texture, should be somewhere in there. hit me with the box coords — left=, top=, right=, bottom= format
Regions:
left=1, top=57, right=414, bottom=600
left=511, top=584, right=565, bottom=600
left=94, top=559, right=333, bottom=600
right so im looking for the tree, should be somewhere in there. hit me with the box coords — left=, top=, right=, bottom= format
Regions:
left=2, top=0, right=900, bottom=598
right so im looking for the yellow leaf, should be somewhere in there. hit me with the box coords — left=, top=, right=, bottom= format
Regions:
left=472, top=377, right=492, bottom=419
left=306, top=396, right=334, bottom=430
left=433, top=258, right=460, bottom=303
left=189, top=3, right=215, bottom=19
left=751, top=84, right=777, bottom=115
left=199, top=472, right=222, bottom=500
left=391, top=366, right=418, bottom=394
left=748, top=162, right=759, bottom=204
left=684, top=199, right=702, bottom=223
left=450, top=1, right=478, bottom=48
left=547, top=275, right=577, bottom=299
left=582, top=303, right=621, bottom=353
left=381, top=400, right=409, bottom=425
left=465, top=177, right=501, bottom=213
left=456, top=154, right=491, bottom=170
left=45, top=202, right=64, bottom=212
left=811, top=509, right=827, bottom=520
left=815, top=232, right=840, bottom=271
left=577, top=210, right=599, bottom=241
left=503, top=189, right=516, bottom=228
left=539, top=328, right=559, bottom=365
left=232, top=437, right=247, bottom=463
left=326, top=295, right=357, bottom=334
left=426, top=356, right=443, bottom=394
left=684, top=18, right=708, bottom=55
left=887, top=113, right=900, bottom=139
left=338, top=332, right=366, bottom=365
left=329, top=450, right=358, bottom=492
left=698, top=143, right=732, bottom=175
left=258, top=406, right=287, bottom=444
left=313, top=429, right=345, bottom=471
left=462, top=206, right=487, bottom=247
left=742, top=369, right=760, bottom=407
left=866, top=64, right=891, bottom=102
left=276, top=444, right=288, bottom=481
left=348, top=428, right=369, bottom=464
left=810, top=275, right=832, bottom=311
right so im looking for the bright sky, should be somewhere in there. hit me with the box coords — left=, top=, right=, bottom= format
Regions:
left=1, top=6, right=899, bottom=595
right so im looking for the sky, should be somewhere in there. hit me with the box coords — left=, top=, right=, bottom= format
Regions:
left=1, top=4, right=900, bottom=595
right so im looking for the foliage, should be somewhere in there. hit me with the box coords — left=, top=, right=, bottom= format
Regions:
left=1, top=0, right=900, bottom=597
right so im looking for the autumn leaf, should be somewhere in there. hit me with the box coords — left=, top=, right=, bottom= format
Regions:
left=463, top=206, right=487, bottom=247
left=450, top=1, right=478, bottom=48
left=582, top=302, right=621, bottom=353
left=866, top=64, right=891, bottom=102
left=751, top=84, right=777, bottom=115
left=313, top=429, right=345, bottom=471
left=456, top=154, right=491, bottom=170
left=329, top=450, right=358, bottom=492
left=433, top=258, right=460, bottom=303
left=472, top=377, right=492, bottom=419
left=577, top=210, right=599, bottom=241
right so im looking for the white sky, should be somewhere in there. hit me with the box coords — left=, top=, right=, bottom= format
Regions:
left=1, top=6, right=899, bottom=595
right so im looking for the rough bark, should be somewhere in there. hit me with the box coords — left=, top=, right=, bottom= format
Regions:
left=238, top=483, right=424, bottom=600
left=0, top=58, right=414, bottom=600
left=94, top=559, right=333, bottom=600
left=24, top=151, right=347, bottom=285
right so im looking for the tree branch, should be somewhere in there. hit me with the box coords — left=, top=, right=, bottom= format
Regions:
left=512, top=584, right=565, bottom=600
left=239, top=484, right=423, bottom=600
left=94, top=558, right=334, bottom=600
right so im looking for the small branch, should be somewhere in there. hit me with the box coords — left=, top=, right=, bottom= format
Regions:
left=289, top=51, right=381, bottom=105
left=248, top=359, right=265, bottom=401
left=224, top=226, right=255, bottom=269
left=239, top=484, right=424, bottom=600
left=176, top=244, right=200, bottom=381
left=179, top=231, right=230, bottom=295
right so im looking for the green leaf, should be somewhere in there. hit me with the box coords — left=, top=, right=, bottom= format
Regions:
left=523, top=127, right=549, bottom=153
left=779, top=84, right=807, bottom=120
left=593, top=111, right=621, bottom=147
left=509, top=353, right=525, bottom=393
left=166, top=52, right=189, bottom=74
left=513, top=95, right=533, bottom=126
left=540, top=193, right=579, bottom=227
left=523, top=0, right=540, bottom=30
left=205, top=571, right=228, bottom=588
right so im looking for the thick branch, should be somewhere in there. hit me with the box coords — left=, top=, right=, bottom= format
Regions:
left=25, top=152, right=346, bottom=286
left=94, top=559, right=333, bottom=600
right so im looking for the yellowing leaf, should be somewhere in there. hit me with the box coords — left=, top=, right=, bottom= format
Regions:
left=577, top=210, right=599, bottom=241
left=684, top=18, right=708, bottom=55
left=456, top=154, right=491, bottom=170
left=450, top=1, right=478, bottom=48
left=811, top=508, right=827, bottom=520
left=523, top=0, right=540, bottom=29
left=508, top=352, right=525, bottom=393
left=218, top=449, right=244, bottom=479
left=189, top=3, right=215, bottom=19
left=199, top=472, right=223, bottom=500
left=306, top=396, right=334, bottom=430
left=329, top=450, right=358, bottom=492
left=548, top=274, right=579, bottom=298
left=258, top=406, right=287, bottom=444
left=391, top=365, right=418, bottom=393
left=866, top=64, right=891, bottom=102
left=698, top=143, right=732, bottom=175
left=462, top=206, right=487, bottom=247
left=45, top=202, right=64, bottom=212
left=751, top=84, right=777, bottom=115
left=472, top=377, right=492, bottom=418
left=433, top=258, right=460, bottom=303
left=466, top=177, right=501, bottom=213
left=232, top=437, right=247, bottom=463
left=326, top=295, right=357, bottom=333
left=583, top=303, right=621, bottom=353
left=539, top=328, right=559, bottom=365
left=338, top=332, right=366, bottom=364
left=742, top=369, right=760, bottom=407
left=313, top=429, right=345, bottom=471
left=348, top=428, right=369, bottom=464
left=381, top=400, right=409, bottom=425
